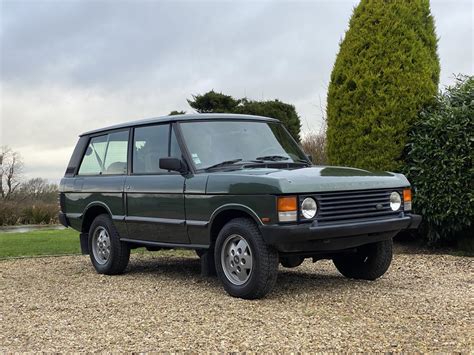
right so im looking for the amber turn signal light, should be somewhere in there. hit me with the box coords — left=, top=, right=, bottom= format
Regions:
left=277, top=196, right=297, bottom=222
left=277, top=196, right=297, bottom=211
left=403, top=188, right=412, bottom=202
left=403, top=188, right=412, bottom=211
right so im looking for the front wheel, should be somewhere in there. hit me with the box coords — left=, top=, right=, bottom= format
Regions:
left=88, top=214, right=130, bottom=275
left=214, top=218, right=278, bottom=299
left=333, top=239, right=393, bottom=280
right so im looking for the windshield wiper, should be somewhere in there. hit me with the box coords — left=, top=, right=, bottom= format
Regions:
left=255, top=155, right=290, bottom=161
left=204, top=159, right=243, bottom=171
left=294, top=158, right=312, bottom=165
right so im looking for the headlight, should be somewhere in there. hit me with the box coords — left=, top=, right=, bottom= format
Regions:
left=390, top=192, right=401, bottom=211
left=301, top=197, right=317, bottom=219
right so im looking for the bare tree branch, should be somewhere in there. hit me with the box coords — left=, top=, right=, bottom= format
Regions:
left=1, top=146, right=24, bottom=200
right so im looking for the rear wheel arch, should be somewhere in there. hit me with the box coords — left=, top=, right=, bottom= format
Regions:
left=81, top=203, right=113, bottom=234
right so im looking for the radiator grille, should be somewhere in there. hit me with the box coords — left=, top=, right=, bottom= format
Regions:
left=313, top=189, right=403, bottom=225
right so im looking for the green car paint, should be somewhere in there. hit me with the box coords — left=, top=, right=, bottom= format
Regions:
left=59, top=114, right=420, bottom=254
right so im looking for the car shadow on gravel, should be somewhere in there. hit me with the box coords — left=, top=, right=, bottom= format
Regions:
left=124, top=256, right=361, bottom=296
left=273, top=269, right=359, bottom=296
left=126, top=256, right=201, bottom=276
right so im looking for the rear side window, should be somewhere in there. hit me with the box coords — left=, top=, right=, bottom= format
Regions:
left=78, top=130, right=129, bottom=175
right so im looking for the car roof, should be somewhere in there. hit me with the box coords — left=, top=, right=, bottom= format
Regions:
left=80, top=113, right=279, bottom=136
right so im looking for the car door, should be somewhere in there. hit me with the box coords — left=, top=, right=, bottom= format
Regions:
left=124, top=123, right=188, bottom=244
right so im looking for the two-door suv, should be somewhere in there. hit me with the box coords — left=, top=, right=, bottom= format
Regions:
left=59, top=114, right=421, bottom=299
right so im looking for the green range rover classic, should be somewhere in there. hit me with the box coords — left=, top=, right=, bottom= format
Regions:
left=59, top=114, right=421, bottom=299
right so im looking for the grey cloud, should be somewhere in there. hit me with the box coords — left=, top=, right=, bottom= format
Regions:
left=1, top=0, right=472, bottom=181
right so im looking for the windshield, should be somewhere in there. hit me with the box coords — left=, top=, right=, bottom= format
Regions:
left=179, top=120, right=308, bottom=170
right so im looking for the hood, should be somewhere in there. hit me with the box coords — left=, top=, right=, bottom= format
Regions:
left=205, top=166, right=410, bottom=194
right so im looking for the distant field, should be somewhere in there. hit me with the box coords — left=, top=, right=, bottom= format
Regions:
left=0, top=229, right=80, bottom=258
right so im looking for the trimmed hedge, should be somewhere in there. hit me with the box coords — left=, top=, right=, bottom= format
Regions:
left=405, top=75, right=473, bottom=244
left=326, top=0, right=439, bottom=171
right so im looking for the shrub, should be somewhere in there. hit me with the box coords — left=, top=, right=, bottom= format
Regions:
left=236, top=99, right=301, bottom=141
left=301, top=131, right=327, bottom=165
left=187, top=90, right=241, bottom=113
left=186, top=91, right=302, bottom=141
left=326, top=0, right=439, bottom=171
left=0, top=201, right=22, bottom=225
left=0, top=201, right=59, bottom=226
left=405, top=75, right=473, bottom=244
left=21, top=203, right=59, bottom=225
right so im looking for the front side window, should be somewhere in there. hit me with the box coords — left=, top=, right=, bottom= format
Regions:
left=78, top=130, right=129, bottom=175
left=133, top=124, right=182, bottom=174
left=179, top=120, right=307, bottom=170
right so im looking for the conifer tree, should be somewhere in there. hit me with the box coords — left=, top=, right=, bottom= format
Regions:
left=326, top=0, right=440, bottom=171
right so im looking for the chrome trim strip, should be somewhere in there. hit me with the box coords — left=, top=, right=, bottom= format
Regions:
left=186, top=220, right=209, bottom=227
left=125, top=216, right=185, bottom=225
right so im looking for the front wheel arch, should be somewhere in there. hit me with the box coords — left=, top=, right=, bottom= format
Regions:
left=209, top=206, right=262, bottom=247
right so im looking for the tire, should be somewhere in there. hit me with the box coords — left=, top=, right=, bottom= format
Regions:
left=88, top=214, right=130, bottom=275
left=333, top=239, right=393, bottom=280
left=280, top=255, right=304, bottom=268
left=214, top=218, right=279, bottom=299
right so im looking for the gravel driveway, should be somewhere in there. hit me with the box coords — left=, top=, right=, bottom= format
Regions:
left=1, top=249, right=472, bottom=352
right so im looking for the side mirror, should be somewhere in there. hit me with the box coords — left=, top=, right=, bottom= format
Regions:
left=159, top=157, right=187, bottom=173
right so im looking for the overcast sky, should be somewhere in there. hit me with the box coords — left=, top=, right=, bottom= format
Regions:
left=1, top=0, right=473, bottom=182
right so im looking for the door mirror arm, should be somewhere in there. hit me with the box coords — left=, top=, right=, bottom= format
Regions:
left=159, top=157, right=188, bottom=174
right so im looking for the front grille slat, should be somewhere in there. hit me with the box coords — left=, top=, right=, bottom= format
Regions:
left=319, top=206, right=392, bottom=216
left=321, top=202, right=390, bottom=211
left=318, top=192, right=390, bottom=201
left=313, top=188, right=403, bottom=224
left=319, top=196, right=392, bottom=206
left=318, top=210, right=398, bottom=221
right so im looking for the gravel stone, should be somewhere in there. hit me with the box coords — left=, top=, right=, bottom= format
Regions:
left=1, top=251, right=472, bottom=352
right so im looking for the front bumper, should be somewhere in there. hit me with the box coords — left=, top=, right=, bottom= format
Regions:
left=260, top=214, right=421, bottom=253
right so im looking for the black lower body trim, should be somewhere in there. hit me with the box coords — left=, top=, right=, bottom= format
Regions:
left=80, top=233, right=89, bottom=254
left=120, top=238, right=208, bottom=250
left=58, top=212, right=69, bottom=227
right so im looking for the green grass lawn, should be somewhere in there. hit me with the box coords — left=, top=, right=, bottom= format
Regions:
left=0, top=228, right=81, bottom=258
left=0, top=228, right=196, bottom=259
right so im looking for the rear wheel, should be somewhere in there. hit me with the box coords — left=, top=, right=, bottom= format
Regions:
left=88, top=214, right=130, bottom=275
left=214, top=218, right=278, bottom=299
left=333, top=239, right=393, bottom=280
